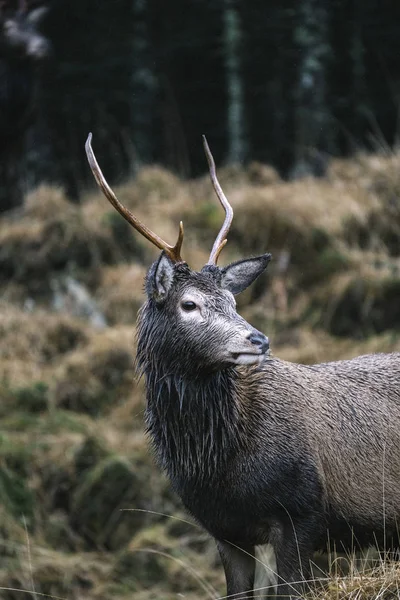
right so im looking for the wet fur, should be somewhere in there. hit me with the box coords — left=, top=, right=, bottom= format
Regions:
left=137, top=258, right=400, bottom=598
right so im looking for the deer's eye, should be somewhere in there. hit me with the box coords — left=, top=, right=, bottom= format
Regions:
left=181, top=301, right=197, bottom=311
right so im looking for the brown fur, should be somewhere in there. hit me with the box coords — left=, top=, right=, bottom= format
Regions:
left=237, top=353, right=400, bottom=534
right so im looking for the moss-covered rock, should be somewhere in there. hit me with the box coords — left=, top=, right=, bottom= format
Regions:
left=70, top=456, right=147, bottom=549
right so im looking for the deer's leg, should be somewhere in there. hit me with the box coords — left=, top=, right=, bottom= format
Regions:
left=274, top=557, right=310, bottom=599
left=273, top=517, right=317, bottom=599
left=217, top=540, right=256, bottom=599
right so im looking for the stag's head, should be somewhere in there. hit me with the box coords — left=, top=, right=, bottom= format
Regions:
left=85, top=134, right=271, bottom=376
left=0, top=1, right=50, bottom=61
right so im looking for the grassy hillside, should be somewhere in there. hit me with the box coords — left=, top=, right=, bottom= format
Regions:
left=0, top=151, right=399, bottom=599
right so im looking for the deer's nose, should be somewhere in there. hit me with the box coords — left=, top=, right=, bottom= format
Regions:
left=248, top=331, right=269, bottom=354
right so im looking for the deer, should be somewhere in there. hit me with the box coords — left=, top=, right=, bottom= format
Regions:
left=85, top=132, right=400, bottom=599
left=0, top=0, right=50, bottom=211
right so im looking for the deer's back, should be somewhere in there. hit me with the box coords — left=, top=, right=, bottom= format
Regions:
left=257, top=353, right=400, bottom=536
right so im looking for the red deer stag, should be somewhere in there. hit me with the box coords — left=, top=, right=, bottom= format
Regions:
left=86, top=133, right=400, bottom=599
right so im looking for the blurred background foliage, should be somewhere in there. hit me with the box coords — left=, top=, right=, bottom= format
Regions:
left=0, top=0, right=400, bottom=599
left=2, top=0, right=400, bottom=203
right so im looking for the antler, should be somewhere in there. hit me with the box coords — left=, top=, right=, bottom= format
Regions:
left=202, top=135, right=233, bottom=265
left=85, top=133, right=184, bottom=263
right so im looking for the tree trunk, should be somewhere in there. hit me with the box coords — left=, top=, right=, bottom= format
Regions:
left=131, top=0, right=158, bottom=167
left=223, top=0, right=247, bottom=164
left=292, top=0, right=331, bottom=178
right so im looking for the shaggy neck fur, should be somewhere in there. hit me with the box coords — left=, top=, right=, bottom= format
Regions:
left=142, top=365, right=242, bottom=483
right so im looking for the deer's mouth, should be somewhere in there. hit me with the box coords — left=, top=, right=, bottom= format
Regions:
left=230, top=351, right=266, bottom=366
left=228, top=330, right=269, bottom=365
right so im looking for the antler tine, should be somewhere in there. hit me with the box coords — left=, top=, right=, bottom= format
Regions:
left=202, top=135, right=233, bottom=265
left=85, top=133, right=184, bottom=263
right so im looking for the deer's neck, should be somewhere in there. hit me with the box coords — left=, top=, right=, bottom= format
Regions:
left=144, top=367, right=242, bottom=483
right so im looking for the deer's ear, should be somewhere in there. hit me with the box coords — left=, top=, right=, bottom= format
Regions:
left=148, top=252, right=176, bottom=302
left=221, top=254, right=271, bottom=295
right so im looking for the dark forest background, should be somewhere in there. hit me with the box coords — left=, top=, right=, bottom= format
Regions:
left=5, top=0, right=400, bottom=200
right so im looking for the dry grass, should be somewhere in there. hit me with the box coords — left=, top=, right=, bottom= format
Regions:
left=273, top=328, right=400, bottom=366
left=0, top=305, right=89, bottom=385
left=95, top=264, right=146, bottom=324
left=312, top=557, right=400, bottom=600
